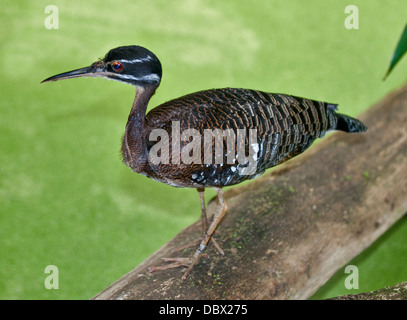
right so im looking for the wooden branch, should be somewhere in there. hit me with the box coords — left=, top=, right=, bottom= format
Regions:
left=332, top=282, right=407, bottom=300
left=93, top=84, right=407, bottom=300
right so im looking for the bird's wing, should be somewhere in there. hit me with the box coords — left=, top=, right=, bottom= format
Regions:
left=147, top=87, right=335, bottom=132
left=144, top=88, right=337, bottom=185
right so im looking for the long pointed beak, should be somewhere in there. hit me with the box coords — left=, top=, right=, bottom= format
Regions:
left=41, top=61, right=105, bottom=83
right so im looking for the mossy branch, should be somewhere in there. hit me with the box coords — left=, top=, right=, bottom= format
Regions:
left=332, top=282, right=407, bottom=300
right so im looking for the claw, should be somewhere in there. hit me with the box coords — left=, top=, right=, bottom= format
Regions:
left=148, top=255, right=207, bottom=274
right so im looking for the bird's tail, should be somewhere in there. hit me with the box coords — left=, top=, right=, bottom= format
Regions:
left=335, top=113, right=367, bottom=133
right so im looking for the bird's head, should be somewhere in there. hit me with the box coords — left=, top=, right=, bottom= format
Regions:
left=42, top=45, right=162, bottom=87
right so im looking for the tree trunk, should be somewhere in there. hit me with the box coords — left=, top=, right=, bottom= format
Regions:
left=93, top=84, right=407, bottom=300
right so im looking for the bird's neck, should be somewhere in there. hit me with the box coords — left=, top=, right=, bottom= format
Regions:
left=122, top=85, right=157, bottom=172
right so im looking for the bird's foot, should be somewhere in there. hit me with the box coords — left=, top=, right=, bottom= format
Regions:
left=148, top=253, right=208, bottom=280
left=148, top=187, right=227, bottom=280
left=172, top=236, right=224, bottom=255
left=148, top=237, right=224, bottom=279
left=148, top=257, right=194, bottom=271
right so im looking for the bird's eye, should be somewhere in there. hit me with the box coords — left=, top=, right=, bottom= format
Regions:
left=112, top=61, right=123, bottom=72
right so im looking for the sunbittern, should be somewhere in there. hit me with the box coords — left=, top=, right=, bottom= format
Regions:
left=42, top=45, right=367, bottom=279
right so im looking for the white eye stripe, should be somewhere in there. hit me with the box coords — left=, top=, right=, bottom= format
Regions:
left=117, top=56, right=153, bottom=64
left=112, top=72, right=160, bottom=82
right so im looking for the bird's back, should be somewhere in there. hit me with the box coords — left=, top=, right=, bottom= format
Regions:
left=142, top=88, right=359, bottom=188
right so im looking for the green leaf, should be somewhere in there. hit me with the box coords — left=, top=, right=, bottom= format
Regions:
left=384, top=23, right=407, bottom=80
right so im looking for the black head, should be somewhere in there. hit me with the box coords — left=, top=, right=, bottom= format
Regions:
left=42, top=45, right=162, bottom=87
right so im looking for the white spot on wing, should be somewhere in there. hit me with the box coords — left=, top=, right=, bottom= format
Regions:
left=251, top=143, right=259, bottom=153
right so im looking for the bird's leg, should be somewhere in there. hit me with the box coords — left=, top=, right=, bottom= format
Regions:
left=198, top=188, right=224, bottom=255
left=148, top=188, right=228, bottom=279
left=199, top=188, right=209, bottom=232
left=172, top=188, right=223, bottom=254
left=181, top=187, right=227, bottom=280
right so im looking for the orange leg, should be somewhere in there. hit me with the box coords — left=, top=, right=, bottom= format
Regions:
left=148, top=187, right=228, bottom=279
left=172, top=188, right=223, bottom=254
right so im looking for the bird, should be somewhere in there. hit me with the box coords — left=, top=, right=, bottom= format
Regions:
left=42, top=45, right=367, bottom=280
